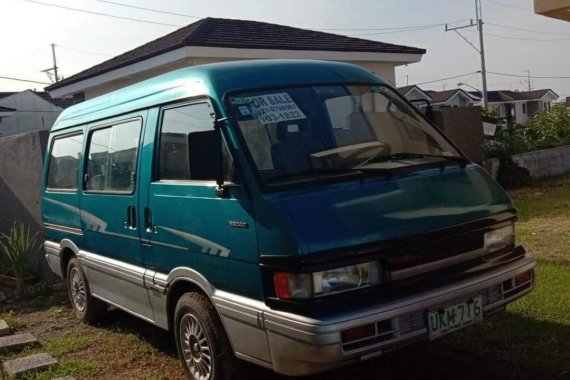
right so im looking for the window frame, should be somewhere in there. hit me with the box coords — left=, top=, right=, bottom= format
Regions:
left=83, top=116, right=143, bottom=196
left=223, top=82, right=468, bottom=193
left=45, top=131, right=85, bottom=193
left=154, top=99, right=236, bottom=185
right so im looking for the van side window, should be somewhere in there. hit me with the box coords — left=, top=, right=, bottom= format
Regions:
left=47, top=134, right=84, bottom=190
left=159, top=102, right=234, bottom=181
left=85, top=119, right=142, bottom=193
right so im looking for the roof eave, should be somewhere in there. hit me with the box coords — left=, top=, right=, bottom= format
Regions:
left=47, top=46, right=425, bottom=98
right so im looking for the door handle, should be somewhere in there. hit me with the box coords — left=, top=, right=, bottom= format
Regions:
left=126, top=206, right=137, bottom=230
left=144, top=207, right=157, bottom=233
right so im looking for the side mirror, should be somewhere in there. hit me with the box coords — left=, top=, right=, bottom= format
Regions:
left=187, top=129, right=225, bottom=196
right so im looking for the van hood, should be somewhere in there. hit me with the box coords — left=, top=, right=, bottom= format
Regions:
left=255, top=166, right=514, bottom=255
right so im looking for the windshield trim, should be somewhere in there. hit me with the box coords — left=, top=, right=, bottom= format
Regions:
left=222, top=82, right=469, bottom=193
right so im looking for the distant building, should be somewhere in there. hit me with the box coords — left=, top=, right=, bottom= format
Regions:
left=425, top=89, right=479, bottom=108
left=397, top=87, right=480, bottom=109
left=398, top=84, right=559, bottom=127
left=46, top=18, right=426, bottom=101
left=397, top=85, right=431, bottom=103
left=0, top=90, right=73, bottom=137
left=469, top=89, right=559, bottom=126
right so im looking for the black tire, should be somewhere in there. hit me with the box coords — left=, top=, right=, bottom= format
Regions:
left=174, top=292, right=240, bottom=380
left=67, top=258, right=106, bottom=324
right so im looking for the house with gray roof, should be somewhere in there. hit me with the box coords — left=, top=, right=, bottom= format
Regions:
left=46, top=17, right=426, bottom=100
left=0, top=90, right=73, bottom=137
left=469, top=89, right=558, bottom=126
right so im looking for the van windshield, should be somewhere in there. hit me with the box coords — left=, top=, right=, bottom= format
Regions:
left=228, top=85, right=461, bottom=187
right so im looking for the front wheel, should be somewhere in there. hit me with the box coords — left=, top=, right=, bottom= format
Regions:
left=174, top=292, right=239, bottom=380
left=67, top=258, right=106, bottom=324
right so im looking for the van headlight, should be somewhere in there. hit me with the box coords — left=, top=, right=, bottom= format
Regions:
left=484, top=224, right=515, bottom=252
left=274, top=261, right=384, bottom=300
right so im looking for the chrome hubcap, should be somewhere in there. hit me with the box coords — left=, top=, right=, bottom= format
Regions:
left=180, top=314, right=212, bottom=380
left=69, top=268, right=86, bottom=312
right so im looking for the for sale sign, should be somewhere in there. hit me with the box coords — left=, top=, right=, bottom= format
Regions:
left=244, top=93, right=307, bottom=125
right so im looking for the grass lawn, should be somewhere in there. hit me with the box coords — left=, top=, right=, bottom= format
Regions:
left=0, top=176, right=569, bottom=379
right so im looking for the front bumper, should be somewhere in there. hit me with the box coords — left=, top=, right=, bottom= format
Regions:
left=214, top=255, right=536, bottom=376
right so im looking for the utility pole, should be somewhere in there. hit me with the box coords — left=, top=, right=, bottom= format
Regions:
left=51, top=43, right=59, bottom=83
left=476, top=0, right=488, bottom=108
left=41, top=43, right=60, bottom=84
left=445, top=0, right=488, bottom=108
left=406, top=75, right=409, bottom=86
left=525, top=70, right=532, bottom=92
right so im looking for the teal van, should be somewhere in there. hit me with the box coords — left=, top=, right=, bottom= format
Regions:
left=42, top=60, right=536, bottom=379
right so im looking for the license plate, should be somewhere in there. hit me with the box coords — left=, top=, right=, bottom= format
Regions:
left=428, top=296, right=483, bottom=340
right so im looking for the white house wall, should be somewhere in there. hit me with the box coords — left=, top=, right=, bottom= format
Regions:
left=61, top=46, right=420, bottom=100
left=515, top=102, right=529, bottom=126
left=84, top=59, right=398, bottom=100
left=0, top=91, right=62, bottom=137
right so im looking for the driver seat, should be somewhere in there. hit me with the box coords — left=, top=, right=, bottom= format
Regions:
left=271, top=122, right=323, bottom=174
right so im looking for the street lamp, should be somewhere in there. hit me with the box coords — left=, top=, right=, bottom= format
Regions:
left=457, top=82, right=481, bottom=93
left=457, top=82, right=484, bottom=105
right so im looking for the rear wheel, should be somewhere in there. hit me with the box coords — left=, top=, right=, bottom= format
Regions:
left=174, top=292, right=239, bottom=380
left=67, top=258, right=106, bottom=324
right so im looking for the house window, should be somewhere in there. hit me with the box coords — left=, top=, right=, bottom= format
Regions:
left=85, top=119, right=142, bottom=193
left=47, top=134, right=84, bottom=190
left=523, top=103, right=526, bottom=114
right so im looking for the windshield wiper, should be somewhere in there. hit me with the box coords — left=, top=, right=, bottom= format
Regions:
left=366, top=152, right=467, bottom=164
left=264, top=167, right=364, bottom=184
left=355, top=152, right=469, bottom=172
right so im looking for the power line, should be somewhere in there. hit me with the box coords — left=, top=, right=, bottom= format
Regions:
left=464, top=28, right=570, bottom=41
left=19, top=0, right=183, bottom=28
left=412, top=72, right=480, bottom=86
left=0, top=75, right=51, bottom=85
left=488, top=71, right=570, bottom=79
left=349, top=26, right=441, bottom=36
left=92, top=2, right=470, bottom=33
left=93, top=0, right=201, bottom=19
left=320, top=19, right=471, bottom=32
left=18, top=0, right=470, bottom=38
left=484, top=32, right=570, bottom=41
left=486, top=0, right=533, bottom=12
left=57, top=45, right=113, bottom=58
left=487, top=22, right=570, bottom=36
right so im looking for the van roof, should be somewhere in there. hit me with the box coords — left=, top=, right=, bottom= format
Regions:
left=51, top=59, right=385, bottom=131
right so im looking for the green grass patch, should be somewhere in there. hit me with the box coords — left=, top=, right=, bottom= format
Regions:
left=0, top=310, right=26, bottom=331
left=510, top=261, right=570, bottom=324
left=435, top=261, right=570, bottom=379
left=511, top=175, right=570, bottom=265
left=510, top=175, right=570, bottom=222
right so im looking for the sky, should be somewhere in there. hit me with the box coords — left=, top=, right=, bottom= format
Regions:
left=2, top=0, right=570, bottom=99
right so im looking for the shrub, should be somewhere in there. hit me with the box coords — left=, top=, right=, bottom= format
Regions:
left=524, top=103, right=570, bottom=150
left=0, top=222, right=39, bottom=294
left=484, top=103, right=570, bottom=159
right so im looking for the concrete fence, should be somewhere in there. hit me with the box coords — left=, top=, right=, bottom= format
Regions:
left=483, top=145, right=570, bottom=180
left=512, top=145, right=570, bottom=179
left=0, top=130, right=51, bottom=279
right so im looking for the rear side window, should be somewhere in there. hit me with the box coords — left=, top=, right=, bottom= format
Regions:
left=159, top=102, right=234, bottom=181
left=85, top=119, right=142, bottom=193
left=47, top=134, right=84, bottom=190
